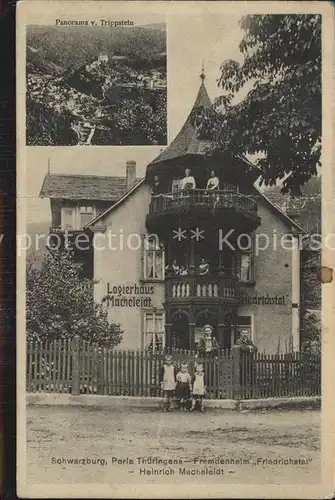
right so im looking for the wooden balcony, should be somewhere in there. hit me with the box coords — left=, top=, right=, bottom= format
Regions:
left=146, top=188, right=260, bottom=232
left=165, top=274, right=239, bottom=305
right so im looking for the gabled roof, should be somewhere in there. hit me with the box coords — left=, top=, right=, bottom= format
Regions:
left=39, top=173, right=141, bottom=201
left=84, top=178, right=145, bottom=228
left=254, top=185, right=306, bottom=233
left=147, top=79, right=212, bottom=167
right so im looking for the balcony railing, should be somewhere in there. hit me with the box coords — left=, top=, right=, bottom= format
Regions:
left=149, top=188, right=257, bottom=217
left=165, top=275, right=238, bottom=302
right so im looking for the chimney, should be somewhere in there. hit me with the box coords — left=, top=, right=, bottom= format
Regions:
left=126, top=160, right=136, bottom=190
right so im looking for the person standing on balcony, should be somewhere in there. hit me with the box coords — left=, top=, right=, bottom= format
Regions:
left=165, top=258, right=180, bottom=276
left=206, top=170, right=220, bottom=214
left=181, top=168, right=196, bottom=191
left=205, top=170, right=220, bottom=191
left=151, top=175, right=161, bottom=196
left=179, top=265, right=188, bottom=276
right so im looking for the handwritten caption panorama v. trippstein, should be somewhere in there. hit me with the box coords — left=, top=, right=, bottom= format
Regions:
left=55, top=19, right=135, bottom=27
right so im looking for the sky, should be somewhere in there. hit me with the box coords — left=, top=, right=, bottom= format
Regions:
left=24, top=14, right=246, bottom=224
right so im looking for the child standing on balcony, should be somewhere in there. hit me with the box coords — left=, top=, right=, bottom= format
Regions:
left=159, top=354, right=177, bottom=412
left=191, top=363, right=206, bottom=412
left=176, top=362, right=192, bottom=411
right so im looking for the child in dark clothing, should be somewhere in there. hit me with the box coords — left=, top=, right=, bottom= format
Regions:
left=159, top=354, right=177, bottom=412
left=176, top=362, right=192, bottom=411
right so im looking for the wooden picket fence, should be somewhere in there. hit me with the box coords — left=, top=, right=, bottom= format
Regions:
left=239, top=350, right=321, bottom=399
left=26, top=337, right=321, bottom=399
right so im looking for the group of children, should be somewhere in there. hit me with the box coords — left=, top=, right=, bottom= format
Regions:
left=159, top=354, right=206, bottom=412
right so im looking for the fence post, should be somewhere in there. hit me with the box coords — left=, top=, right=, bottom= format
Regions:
left=232, top=345, right=242, bottom=402
left=72, top=335, right=80, bottom=396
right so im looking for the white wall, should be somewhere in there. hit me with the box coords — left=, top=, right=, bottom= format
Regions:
left=93, top=183, right=164, bottom=349
left=237, top=198, right=296, bottom=353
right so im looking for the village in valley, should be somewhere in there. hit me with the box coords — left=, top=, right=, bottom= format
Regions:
left=26, top=25, right=167, bottom=146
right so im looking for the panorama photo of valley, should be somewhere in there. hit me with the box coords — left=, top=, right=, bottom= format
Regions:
left=26, top=24, right=167, bottom=146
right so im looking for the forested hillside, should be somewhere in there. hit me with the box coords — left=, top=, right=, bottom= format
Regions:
left=26, top=25, right=166, bottom=74
left=27, top=45, right=64, bottom=75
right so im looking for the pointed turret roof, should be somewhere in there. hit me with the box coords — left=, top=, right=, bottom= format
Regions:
left=147, top=72, right=212, bottom=169
left=146, top=70, right=261, bottom=186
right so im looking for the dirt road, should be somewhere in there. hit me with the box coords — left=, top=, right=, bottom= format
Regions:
left=26, top=405, right=320, bottom=485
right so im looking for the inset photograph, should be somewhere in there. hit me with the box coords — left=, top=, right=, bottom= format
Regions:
left=26, top=23, right=167, bottom=146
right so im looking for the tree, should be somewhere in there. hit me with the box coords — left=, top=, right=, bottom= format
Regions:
left=196, top=14, right=321, bottom=195
left=96, top=92, right=167, bottom=145
left=300, top=248, right=321, bottom=352
left=26, top=248, right=123, bottom=348
left=26, top=97, right=78, bottom=146
left=301, top=312, right=321, bottom=354
left=301, top=249, right=321, bottom=308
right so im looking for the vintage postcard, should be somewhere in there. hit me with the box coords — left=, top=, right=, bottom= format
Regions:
left=16, top=1, right=334, bottom=498
left=25, top=16, right=167, bottom=146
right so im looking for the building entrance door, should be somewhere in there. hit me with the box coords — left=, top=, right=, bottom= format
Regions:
left=171, top=312, right=189, bottom=350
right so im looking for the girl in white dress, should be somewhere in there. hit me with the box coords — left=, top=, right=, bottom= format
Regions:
left=191, top=363, right=206, bottom=412
left=159, top=354, right=177, bottom=412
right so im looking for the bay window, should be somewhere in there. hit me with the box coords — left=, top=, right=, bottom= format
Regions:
left=236, top=233, right=255, bottom=283
left=143, top=235, right=164, bottom=280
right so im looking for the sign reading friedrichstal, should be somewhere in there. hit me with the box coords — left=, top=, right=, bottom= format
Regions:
left=239, top=294, right=289, bottom=306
